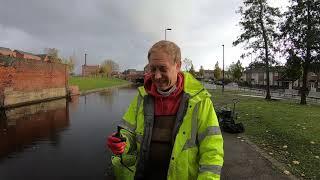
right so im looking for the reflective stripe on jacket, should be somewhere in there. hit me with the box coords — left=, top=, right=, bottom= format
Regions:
left=116, top=72, right=224, bottom=180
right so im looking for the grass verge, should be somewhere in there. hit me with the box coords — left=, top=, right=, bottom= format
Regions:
left=210, top=89, right=320, bottom=179
left=69, top=76, right=130, bottom=92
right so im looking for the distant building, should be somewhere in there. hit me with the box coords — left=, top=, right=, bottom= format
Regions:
left=123, top=69, right=137, bottom=75
left=14, top=50, right=41, bottom=61
left=203, top=70, right=214, bottom=80
left=0, top=47, right=15, bottom=57
left=241, top=67, right=284, bottom=86
left=242, top=66, right=320, bottom=91
left=82, top=65, right=100, bottom=76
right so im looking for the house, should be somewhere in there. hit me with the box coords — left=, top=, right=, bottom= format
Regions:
left=203, top=70, right=214, bottom=80
left=82, top=65, right=100, bottom=76
left=242, top=66, right=320, bottom=91
left=0, top=47, right=15, bottom=57
left=241, top=67, right=284, bottom=86
left=123, top=69, right=137, bottom=75
left=14, top=50, right=41, bottom=61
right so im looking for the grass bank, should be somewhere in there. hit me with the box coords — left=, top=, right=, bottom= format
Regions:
left=69, top=76, right=130, bottom=92
left=210, top=89, right=320, bottom=179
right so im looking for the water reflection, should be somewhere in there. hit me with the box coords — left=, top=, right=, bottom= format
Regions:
left=0, top=98, right=69, bottom=158
left=0, top=87, right=138, bottom=179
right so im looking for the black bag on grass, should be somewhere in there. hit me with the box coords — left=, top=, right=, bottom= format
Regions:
left=217, top=109, right=245, bottom=134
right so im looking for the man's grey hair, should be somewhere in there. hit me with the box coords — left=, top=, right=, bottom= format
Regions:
left=147, top=40, right=181, bottom=64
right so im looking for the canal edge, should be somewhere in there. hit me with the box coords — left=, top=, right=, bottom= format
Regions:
left=79, top=82, right=134, bottom=96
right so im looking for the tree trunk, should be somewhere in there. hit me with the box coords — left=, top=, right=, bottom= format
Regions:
left=300, top=62, right=308, bottom=104
left=300, top=1, right=312, bottom=105
left=259, top=0, right=271, bottom=100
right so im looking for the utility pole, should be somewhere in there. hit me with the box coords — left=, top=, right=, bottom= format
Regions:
left=222, top=44, right=225, bottom=93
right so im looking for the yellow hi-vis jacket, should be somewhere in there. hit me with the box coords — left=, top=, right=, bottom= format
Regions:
left=112, top=72, right=224, bottom=180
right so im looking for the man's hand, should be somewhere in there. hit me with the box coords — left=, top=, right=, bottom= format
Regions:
left=106, top=133, right=126, bottom=155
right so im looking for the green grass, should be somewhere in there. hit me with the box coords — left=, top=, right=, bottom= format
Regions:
left=210, top=89, right=320, bottom=179
left=69, top=76, right=130, bottom=92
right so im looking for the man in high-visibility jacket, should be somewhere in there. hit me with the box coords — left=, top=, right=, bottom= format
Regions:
left=107, top=40, right=224, bottom=180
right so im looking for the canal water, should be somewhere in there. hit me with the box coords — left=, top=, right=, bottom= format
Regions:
left=0, top=87, right=137, bottom=179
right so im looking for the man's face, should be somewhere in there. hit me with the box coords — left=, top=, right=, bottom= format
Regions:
left=148, top=51, right=181, bottom=91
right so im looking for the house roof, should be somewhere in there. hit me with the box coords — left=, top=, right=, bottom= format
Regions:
left=14, top=50, right=38, bottom=56
left=0, top=47, right=12, bottom=51
left=37, top=54, right=48, bottom=58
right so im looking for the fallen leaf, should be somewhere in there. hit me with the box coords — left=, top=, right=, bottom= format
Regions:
left=269, top=152, right=273, bottom=155
left=301, top=173, right=305, bottom=177
left=237, top=136, right=242, bottom=139
left=283, top=170, right=290, bottom=175
left=283, top=145, right=288, bottom=149
left=310, top=141, right=315, bottom=144
left=315, top=156, right=319, bottom=159
left=302, top=127, right=306, bottom=130
left=292, top=160, right=300, bottom=165
left=241, top=139, right=245, bottom=142
left=285, top=151, right=289, bottom=154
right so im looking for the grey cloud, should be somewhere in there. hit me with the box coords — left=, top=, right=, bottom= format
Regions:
left=1, top=0, right=286, bottom=73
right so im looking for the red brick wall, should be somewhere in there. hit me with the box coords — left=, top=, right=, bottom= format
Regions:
left=0, top=56, right=68, bottom=101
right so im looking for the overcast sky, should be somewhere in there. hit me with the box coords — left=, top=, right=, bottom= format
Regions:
left=0, top=0, right=288, bottom=73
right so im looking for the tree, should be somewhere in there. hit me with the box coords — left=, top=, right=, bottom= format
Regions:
left=283, top=50, right=302, bottom=86
left=63, top=56, right=75, bottom=74
left=228, top=60, right=244, bottom=82
left=199, top=65, right=205, bottom=78
left=183, top=58, right=192, bottom=72
left=280, top=0, right=320, bottom=104
left=213, top=61, right=222, bottom=80
left=233, top=0, right=280, bottom=100
left=44, top=48, right=62, bottom=63
left=189, top=64, right=196, bottom=76
left=66, top=55, right=75, bottom=75
left=100, top=59, right=119, bottom=78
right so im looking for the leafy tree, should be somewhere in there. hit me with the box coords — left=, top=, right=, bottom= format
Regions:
left=189, top=63, right=196, bottom=76
left=182, top=58, right=192, bottom=72
left=233, top=0, right=280, bottom=100
left=280, top=0, right=320, bottom=104
left=199, top=65, right=205, bottom=77
left=44, top=48, right=62, bottom=63
left=100, top=59, right=119, bottom=78
left=228, top=60, right=244, bottom=82
left=213, top=61, right=222, bottom=80
left=64, top=56, right=75, bottom=74
left=283, top=50, right=302, bottom=85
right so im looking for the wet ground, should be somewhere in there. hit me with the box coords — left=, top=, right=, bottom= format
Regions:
left=221, top=133, right=294, bottom=180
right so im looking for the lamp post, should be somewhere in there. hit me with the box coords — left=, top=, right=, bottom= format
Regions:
left=165, top=28, right=172, bottom=40
left=222, top=44, right=225, bottom=93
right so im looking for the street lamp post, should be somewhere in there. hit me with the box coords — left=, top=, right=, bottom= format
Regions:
left=222, top=44, right=225, bottom=93
left=165, top=28, right=172, bottom=40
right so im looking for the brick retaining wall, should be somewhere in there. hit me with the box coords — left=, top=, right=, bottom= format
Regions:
left=0, top=56, right=68, bottom=108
